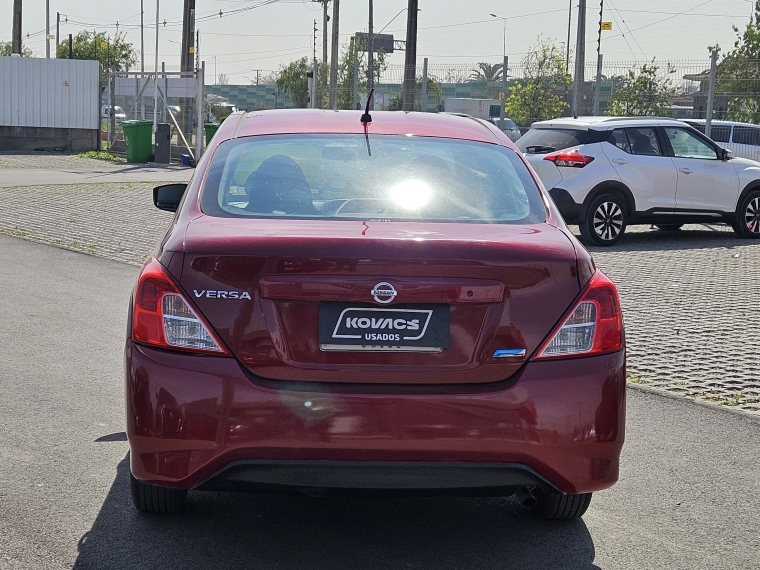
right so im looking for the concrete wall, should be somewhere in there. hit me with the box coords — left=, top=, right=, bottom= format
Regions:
left=0, top=126, right=98, bottom=152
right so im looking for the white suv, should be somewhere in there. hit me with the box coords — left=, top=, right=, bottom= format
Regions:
left=518, top=116, right=760, bottom=246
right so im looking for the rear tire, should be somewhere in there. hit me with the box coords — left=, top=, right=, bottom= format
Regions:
left=130, top=473, right=187, bottom=513
left=655, top=224, right=683, bottom=231
left=733, top=189, right=760, bottom=238
left=579, top=194, right=627, bottom=246
left=531, top=489, right=592, bottom=520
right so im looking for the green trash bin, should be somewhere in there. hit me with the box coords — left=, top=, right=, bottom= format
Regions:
left=204, top=123, right=220, bottom=145
left=122, top=120, right=154, bottom=163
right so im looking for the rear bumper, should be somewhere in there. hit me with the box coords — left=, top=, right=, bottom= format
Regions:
left=548, top=188, right=583, bottom=224
left=126, top=341, right=626, bottom=495
left=197, top=460, right=562, bottom=496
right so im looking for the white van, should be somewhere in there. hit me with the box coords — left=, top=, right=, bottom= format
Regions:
left=685, top=119, right=760, bottom=162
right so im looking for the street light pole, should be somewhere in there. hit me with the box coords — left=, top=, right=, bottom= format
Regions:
left=566, top=0, right=572, bottom=75
left=141, top=0, right=145, bottom=72
left=490, top=14, right=507, bottom=130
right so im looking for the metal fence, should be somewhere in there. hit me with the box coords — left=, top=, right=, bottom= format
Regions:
left=105, top=57, right=760, bottom=156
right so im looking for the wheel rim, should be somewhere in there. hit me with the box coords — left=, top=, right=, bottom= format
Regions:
left=745, top=197, right=760, bottom=234
left=593, top=201, right=624, bottom=241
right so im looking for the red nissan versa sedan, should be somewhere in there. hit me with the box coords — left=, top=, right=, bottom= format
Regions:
left=126, top=109, right=625, bottom=520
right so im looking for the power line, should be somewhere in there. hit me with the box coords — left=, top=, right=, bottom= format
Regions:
left=602, top=0, right=716, bottom=42
left=606, top=0, right=646, bottom=59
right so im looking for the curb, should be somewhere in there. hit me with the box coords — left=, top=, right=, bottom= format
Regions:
left=627, top=382, right=760, bottom=425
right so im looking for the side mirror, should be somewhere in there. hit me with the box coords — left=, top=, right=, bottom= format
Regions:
left=153, top=184, right=188, bottom=212
left=720, top=148, right=733, bottom=161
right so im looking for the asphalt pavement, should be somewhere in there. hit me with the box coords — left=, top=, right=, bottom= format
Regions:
left=1, top=234, right=758, bottom=569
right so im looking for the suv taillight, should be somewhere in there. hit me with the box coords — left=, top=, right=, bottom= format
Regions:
left=534, top=271, right=623, bottom=359
left=132, top=258, right=228, bottom=354
left=544, top=148, right=595, bottom=168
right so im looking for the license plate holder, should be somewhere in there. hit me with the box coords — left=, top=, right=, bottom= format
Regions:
left=319, top=303, right=450, bottom=352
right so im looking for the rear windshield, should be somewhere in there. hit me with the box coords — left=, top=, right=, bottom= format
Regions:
left=516, top=128, right=590, bottom=153
left=201, top=134, right=546, bottom=224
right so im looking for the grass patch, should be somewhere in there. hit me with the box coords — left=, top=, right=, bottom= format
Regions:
left=0, top=227, right=29, bottom=238
left=626, top=374, right=651, bottom=385
left=77, top=151, right=123, bottom=162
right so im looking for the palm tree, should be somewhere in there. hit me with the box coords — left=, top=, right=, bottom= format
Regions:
left=469, top=62, right=503, bottom=82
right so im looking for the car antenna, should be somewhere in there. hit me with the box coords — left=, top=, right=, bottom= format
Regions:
left=360, top=88, right=374, bottom=157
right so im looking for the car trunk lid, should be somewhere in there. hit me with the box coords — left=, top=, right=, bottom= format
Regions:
left=178, top=217, right=581, bottom=385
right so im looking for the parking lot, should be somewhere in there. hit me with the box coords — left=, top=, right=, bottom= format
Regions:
left=2, top=232, right=759, bottom=570
left=1, top=154, right=759, bottom=570
left=0, top=156, right=757, bottom=415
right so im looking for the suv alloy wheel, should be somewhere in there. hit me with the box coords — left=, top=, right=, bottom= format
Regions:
left=580, top=194, right=628, bottom=246
left=733, top=189, right=760, bottom=239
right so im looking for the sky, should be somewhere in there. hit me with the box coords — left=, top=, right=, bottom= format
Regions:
left=1, top=0, right=755, bottom=84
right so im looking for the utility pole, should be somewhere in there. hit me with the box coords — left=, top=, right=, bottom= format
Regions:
left=367, top=0, right=374, bottom=108
left=592, top=0, right=604, bottom=116
left=46, top=0, right=50, bottom=58
left=56, top=12, right=60, bottom=57
left=153, top=0, right=160, bottom=133
left=572, top=0, right=587, bottom=117
left=181, top=0, right=196, bottom=72
left=322, top=1, right=329, bottom=65
left=329, top=0, right=339, bottom=110
left=12, top=0, right=22, bottom=55
left=196, top=29, right=200, bottom=70
left=706, top=49, right=718, bottom=138
left=402, top=0, right=419, bottom=111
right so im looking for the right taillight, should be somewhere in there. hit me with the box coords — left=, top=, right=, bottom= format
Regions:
left=535, top=270, right=623, bottom=359
left=132, top=258, right=228, bottom=355
left=544, top=148, right=595, bottom=168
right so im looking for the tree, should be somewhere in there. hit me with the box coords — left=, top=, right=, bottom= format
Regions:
left=713, top=1, right=760, bottom=122
left=335, top=38, right=388, bottom=110
left=469, top=62, right=502, bottom=82
left=276, top=57, right=311, bottom=108
left=505, top=39, right=571, bottom=126
left=275, top=40, right=388, bottom=110
left=386, top=75, right=443, bottom=111
left=55, top=31, right=137, bottom=79
left=0, top=41, right=33, bottom=57
left=217, top=73, right=229, bottom=86
left=606, top=59, right=676, bottom=117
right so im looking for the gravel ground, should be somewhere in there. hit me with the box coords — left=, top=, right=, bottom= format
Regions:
left=0, top=178, right=757, bottom=415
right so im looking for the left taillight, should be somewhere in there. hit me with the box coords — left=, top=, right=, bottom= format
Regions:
left=544, top=148, right=595, bottom=168
left=132, top=258, right=228, bottom=355
left=534, top=270, right=623, bottom=360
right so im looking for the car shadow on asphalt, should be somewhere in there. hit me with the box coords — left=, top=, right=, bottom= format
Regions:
left=570, top=225, right=747, bottom=253
left=72, top=455, right=601, bottom=570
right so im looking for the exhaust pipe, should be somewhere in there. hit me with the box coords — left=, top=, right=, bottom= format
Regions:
left=514, top=487, right=537, bottom=508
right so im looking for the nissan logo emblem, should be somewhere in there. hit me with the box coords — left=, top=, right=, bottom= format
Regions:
left=371, top=282, right=397, bottom=304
